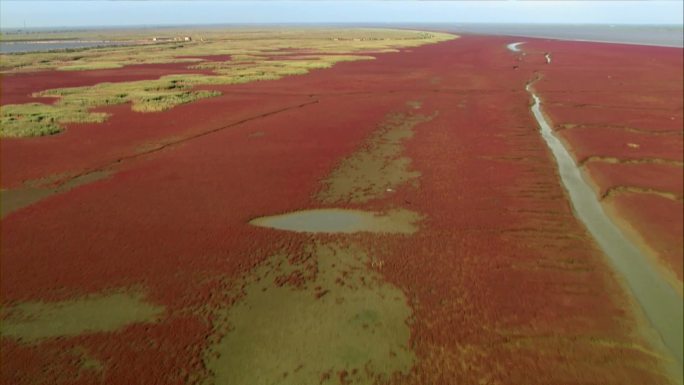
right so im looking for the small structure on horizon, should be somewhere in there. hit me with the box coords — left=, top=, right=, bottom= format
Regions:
left=152, top=36, right=192, bottom=42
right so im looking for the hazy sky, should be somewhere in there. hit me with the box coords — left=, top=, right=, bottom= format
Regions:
left=1, top=1, right=683, bottom=29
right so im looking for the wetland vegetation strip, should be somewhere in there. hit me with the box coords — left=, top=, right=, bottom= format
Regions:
left=527, top=80, right=684, bottom=377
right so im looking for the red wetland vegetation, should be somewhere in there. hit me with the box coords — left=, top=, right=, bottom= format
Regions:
left=1, top=34, right=682, bottom=384
left=0, top=61, right=218, bottom=105
left=527, top=39, right=683, bottom=287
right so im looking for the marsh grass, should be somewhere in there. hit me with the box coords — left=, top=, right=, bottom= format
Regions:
left=57, top=61, right=125, bottom=71
left=1, top=82, right=219, bottom=136
left=1, top=29, right=453, bottom=73
left=131, top=90, right=221, bottom=112
left=1, top=29, right=456, bottom=137
left=0, top=103, right=109, bottom=137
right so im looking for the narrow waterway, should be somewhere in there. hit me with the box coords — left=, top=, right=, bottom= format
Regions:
left=0, top=40, right=132, bottom=54
left=506, top=42, right=524, bottom=52
left=526, top=81, right=683, bottom=378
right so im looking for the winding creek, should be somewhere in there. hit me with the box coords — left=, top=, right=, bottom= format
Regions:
left=506, top=42, right=524, bottom=52
left=515, top=39, right=683, bottom=377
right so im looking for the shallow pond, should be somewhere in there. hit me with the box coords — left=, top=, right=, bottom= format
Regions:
left=249, top=208, right=421, bottom=234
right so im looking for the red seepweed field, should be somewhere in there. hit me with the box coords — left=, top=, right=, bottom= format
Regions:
left=1, top=33, right=682, bottom=384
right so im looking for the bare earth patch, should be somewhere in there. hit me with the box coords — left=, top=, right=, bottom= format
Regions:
left=203, top=242, right=415, bottom=385
left=1, top=291, right=164, bottom=343
left=317, top=110, right=436, bottom=204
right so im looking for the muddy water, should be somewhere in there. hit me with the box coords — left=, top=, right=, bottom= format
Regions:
left=249, top=208, right=421, bottom=234
left=527, top=83, right=684, bottom=375
left=450, top=24, right=684, bottom=48
left=204, top=242, right=415, bottom=385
